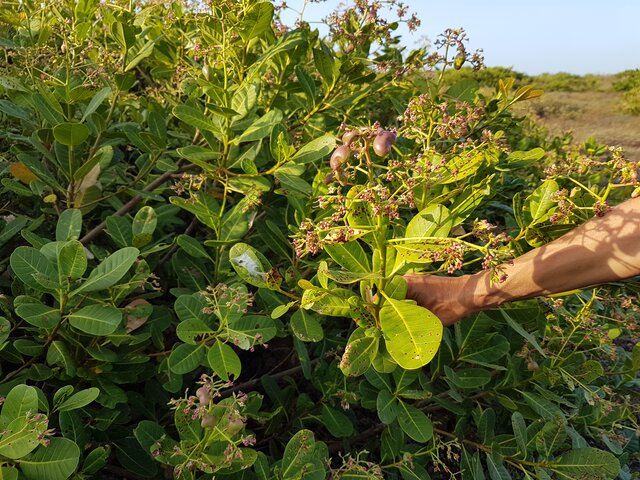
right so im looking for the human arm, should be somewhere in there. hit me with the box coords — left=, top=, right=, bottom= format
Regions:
left=405, top=196, right=640, bottom=326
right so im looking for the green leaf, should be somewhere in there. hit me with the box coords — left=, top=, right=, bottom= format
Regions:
left=477, top=408, right=496, bottom=444
left=168, top=343, right=206, bottom=374
left=81, top=446, right=110, bottom=475
left=535, top=420, right=568, bottom=456
left=511, top=412, right=528, bottom=457
left=501, top=309, right=547, bottom=357
left=301, top=288, right=352, bottom=317
left=291, top=134, right=336, bottom=164
left=397, top=402, right=432, bottom=443
left=131, top=206, right=157, bottom=248
left=0, top=466, right=19, bottom=480
left=81, top=87, right=111, bottom=122
left=238, top=1, right=274, bottom=41
left=176, top=319, right=213, bottom=345
left=114, top=438, right=157, bottom=478
left=19, top=437, right=80, bottom=480
left=68, top=305, right=122, bottom=336
left=340, top=330, right=378, bottom=377
left=281, top=430, right=325, bottom=480
left=324, top=242, right=370, bottom=273
left=245, top=31, right=306, bottom=83
left=10, top=246, right=56, bottom=291
left=177, top=235, right=211, bottom=259
left=53, top=122, right=90, bottom=146
left=444, top=366, right=492, bottom=389
left=224, top=315, right=276, bottom=350
left=207, top=340, right=241, bottom=381
left=124, top=36, right=158, bottom=72
left=58, top=240, right=87, bottom=279
left=0, top=385, right=38, bottom=428
left=486, top=453, right=512, bottom=480
left=274, top=171, right=312, bottom=196
left=46, top=341, right=76, bottom=376
left=290, top=310, right=323, bottom=342
left=174, top=293, right=208, bottom=323
left=175, top=146, right=221, bottom=172
left=520, top=391, right=563, bottom=420
left=459, top=333, right=510, bottom=366
left=0, top=416, right=44, bottom=459
left=526, top=179, right=559, bottom=224
left=231, top=83, right=258, bottom=121
left=405, top=204, right=453, bottom=239
left=376, top=390, right=398, bottom=424
left=105, top=216, right=132, bottom=247
left=551, top=448, right=620, bottom=479
left=220, top=201, right=250, bottom=242
left=0, top=99, right=32, bottom=121
left=71, top=247, right=139, bottom=296
left=56, top=209, right=82, bottom=241
left=15, top=303, right=60, bottom=329
left=32, top=92, right=64, bottom=125
left=172, top=105, right=222, bottom=137
left=57, top=388, right=100, bottom=412
left=379, top=297, right=442, bottom=369
left=320, top=405, right=353, bottom=438
left=237, top=109, right=283, bottom=143
left=0, top=316, right=10, bottom=345
left=0, top=215, right=28, bottom=248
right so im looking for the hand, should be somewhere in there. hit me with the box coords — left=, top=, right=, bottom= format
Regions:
left=404, top=273, right=480, bottom=326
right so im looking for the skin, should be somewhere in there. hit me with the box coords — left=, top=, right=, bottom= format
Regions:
left=405, top=196, right=640, bottom=326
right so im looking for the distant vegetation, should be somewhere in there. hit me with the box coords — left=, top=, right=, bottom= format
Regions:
left=442, top=67, right=640, bottom=116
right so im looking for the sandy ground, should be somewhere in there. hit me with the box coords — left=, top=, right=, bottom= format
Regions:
left=516, top=90, right=640, bottom=161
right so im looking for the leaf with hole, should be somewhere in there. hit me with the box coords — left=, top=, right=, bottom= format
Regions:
left=380, top=297, right=442, bottom=369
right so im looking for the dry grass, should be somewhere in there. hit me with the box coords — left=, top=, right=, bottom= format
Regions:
left=514, top=89, right=640, bottom=160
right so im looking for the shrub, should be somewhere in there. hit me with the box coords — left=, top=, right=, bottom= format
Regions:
left=0, top=1, right=638, bottom=479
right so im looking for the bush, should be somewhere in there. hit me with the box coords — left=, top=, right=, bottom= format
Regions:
left=613, top=69, right=640, bottom=92
left=0, top=1, right=638, bottom=479
left=528, top=72, right=599, bottom=92
left=621, top=87, right=640, bottom=115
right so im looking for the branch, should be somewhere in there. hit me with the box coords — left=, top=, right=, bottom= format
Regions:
left=80, top=166, right=194, bottom=245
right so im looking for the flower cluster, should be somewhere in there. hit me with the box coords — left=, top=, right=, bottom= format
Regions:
left=200, top=283, right=254, bottom=318
left=325, top=0, right=420, bottom=52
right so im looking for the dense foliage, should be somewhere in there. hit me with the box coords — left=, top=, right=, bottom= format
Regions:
left=0, top=1, right=638, bottom=479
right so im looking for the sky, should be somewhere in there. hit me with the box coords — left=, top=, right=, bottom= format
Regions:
left=280, top=0, right=640, bottom=75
